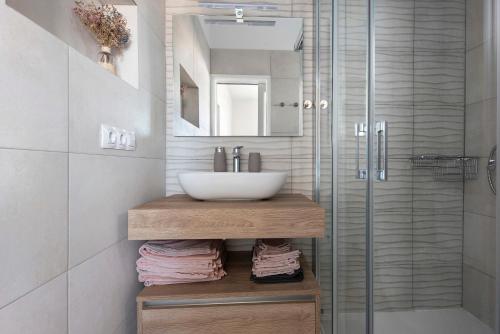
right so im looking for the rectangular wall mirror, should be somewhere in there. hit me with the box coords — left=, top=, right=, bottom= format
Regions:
left=173, top=14, right=304, bottom=137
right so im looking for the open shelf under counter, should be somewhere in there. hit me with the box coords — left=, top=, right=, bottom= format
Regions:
left=137, top=252, right=321, bottom=334
left=128, top=194, right=325, bottom=240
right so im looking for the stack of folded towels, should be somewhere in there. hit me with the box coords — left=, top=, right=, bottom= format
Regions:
left=136, top=239, right=227, bottom=286
left=251, top=239, right=304, bottom=283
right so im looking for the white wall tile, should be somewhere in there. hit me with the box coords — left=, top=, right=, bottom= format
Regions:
left=463, top=264, right=495, bottom=328
left=69, top=239, right=142, bottom=334
left=138, top=16, right=166, bottom=102
left=464, top=158, right=496, bottom=218
left=69, top=49, right=165, bottom=159
left=466, top=39, right=496, bottom=105
left=69, top=154, right=164, bottom=267
left=136, top=0, right=166, bottom=44
left=466, top=0, right=493, bottom=50
left=0, top=274, right=67, bottom=334
left=465, top=98, right=496, bottom=158
left=463, top=212, right=496, bottom=277
left=0, top=3, right=68, bottom=152
left=0, top=149, right=68, bottom=307
left=5, top=0, right=99, bottom=65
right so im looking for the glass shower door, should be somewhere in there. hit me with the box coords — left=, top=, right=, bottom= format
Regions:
left=328, top=0, right=370, bottom=333
left=329, top=0, right=499, bottom=333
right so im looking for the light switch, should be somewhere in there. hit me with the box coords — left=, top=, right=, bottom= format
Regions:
left=100, top=124, right=136, bottom=151
left=101, top=124, right=118, bottom=149
left=125, top=131, right=136, bottom=151
left=116, top=129, right=128, bottom=150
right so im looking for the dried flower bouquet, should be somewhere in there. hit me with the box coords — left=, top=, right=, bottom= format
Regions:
left=73, top=1, right=130, bottom=49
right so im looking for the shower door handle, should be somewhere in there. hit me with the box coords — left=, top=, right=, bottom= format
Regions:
left=376, top=121, right=388, bottom=181
left=355, top=122, right=367, bottom=179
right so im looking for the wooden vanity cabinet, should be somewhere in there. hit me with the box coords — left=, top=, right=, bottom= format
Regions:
left=129, top=195, right=325, bottom=334
left=136, top=252, right=321, bottom=334
left=140, top=301, right=317, bottom=334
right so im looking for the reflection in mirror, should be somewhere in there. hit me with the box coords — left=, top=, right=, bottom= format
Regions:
left=180, top=65, right=200, bottom=128
left=173, top=14, right=303, bottom=137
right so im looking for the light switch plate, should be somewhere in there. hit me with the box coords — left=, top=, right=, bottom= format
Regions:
left=100, top=124, right=136, bottom=151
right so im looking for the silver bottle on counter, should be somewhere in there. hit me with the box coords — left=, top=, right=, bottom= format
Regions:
left=213, top=146, right=227, bottom=172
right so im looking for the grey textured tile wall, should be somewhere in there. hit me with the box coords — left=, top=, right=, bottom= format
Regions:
left=411, top=0, right=465, bottom=309
left=414, top=0, right=465, bottom=52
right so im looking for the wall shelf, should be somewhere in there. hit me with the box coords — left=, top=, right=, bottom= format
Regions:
left=128, top=194, right=325, bottom=240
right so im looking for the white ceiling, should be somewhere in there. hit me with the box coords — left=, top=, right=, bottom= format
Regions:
left=197, top=15, right=303, bottom=51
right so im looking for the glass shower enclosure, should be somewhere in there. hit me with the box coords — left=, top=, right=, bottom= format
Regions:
left=316, top=0, right=499, bottom=333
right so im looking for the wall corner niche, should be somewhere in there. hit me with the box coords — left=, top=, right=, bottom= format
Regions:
left=6, top=0, right=139, bottom=89
left=180, top=65, right=200, bottom=128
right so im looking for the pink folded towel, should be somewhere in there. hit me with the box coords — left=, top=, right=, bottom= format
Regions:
left=139, top=240, right=223, bottom=257
left=136, top=240, right=227, bottom=286
left=252, top=239, right=301, bottom=278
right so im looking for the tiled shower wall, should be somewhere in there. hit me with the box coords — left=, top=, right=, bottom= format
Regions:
left=0, top=1, right=166, bottom=333
left=463, top=0, right=497, bottom=328
left=336, top=0, right=466, bottom=311
left=164, top=0, right=315, bottom=253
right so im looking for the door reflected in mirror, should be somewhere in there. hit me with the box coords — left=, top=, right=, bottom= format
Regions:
left=173, top=14, right=303, bottom=137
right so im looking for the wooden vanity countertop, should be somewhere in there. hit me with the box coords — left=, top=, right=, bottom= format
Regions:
left=128, top=194, right=325, bottom=240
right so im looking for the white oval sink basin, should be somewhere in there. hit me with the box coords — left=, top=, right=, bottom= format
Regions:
left=178, top=172, right=288, bottom=200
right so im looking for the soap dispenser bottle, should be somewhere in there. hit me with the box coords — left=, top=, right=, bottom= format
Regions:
left=213, top=146, right=227, bottom=172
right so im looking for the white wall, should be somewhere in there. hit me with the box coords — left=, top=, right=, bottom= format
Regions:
left=229, top=87, right=259, bottom=136
left=216, top=84, right=233, bottom=136
left=0, top=1, right=166, bottom=333
left=6, top=0, right=141, bottom=88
